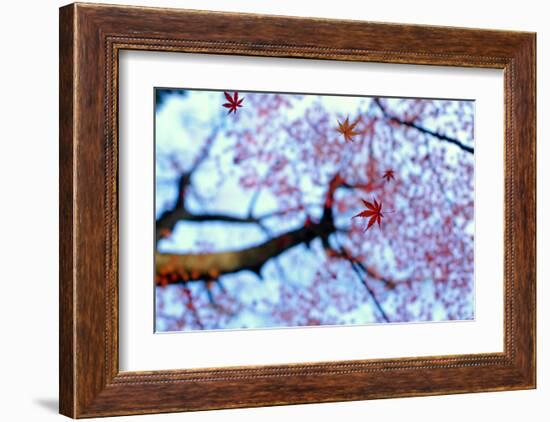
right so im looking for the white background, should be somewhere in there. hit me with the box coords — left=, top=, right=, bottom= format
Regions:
left=0, top=0, right=546, bottom=421
left=120, top=52, right=503, bottom=370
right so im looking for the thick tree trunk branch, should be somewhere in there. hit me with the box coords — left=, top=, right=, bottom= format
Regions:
left=156, top=218, right=335, bottom=284
left=156, top=174, right=346, bottom=284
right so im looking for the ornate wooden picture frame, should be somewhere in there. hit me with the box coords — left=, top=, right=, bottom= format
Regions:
left=59, top=2, right=536, bottom=418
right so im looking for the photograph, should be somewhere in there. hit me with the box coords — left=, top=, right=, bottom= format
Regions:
left=154, top=88, right=475, bottom=332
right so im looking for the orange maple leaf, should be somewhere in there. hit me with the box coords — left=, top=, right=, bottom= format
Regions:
left=336, top=116, right=360, bottom=142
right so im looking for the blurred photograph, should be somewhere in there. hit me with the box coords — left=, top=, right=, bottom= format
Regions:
left=154, top=88, right=475, bottom=332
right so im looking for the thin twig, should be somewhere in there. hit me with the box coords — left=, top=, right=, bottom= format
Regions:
left=373, top=98, right=474, bottom=154
left=330, top=235, right=390, bottom=322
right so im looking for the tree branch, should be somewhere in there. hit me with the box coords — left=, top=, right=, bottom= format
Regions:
left=156, top=217, right=335, bottom=284
left=156, top=206, right=259, bottom=243
left=156, top=173, right=349, bottom=284
left=156, top=124, right=224, bottom=242
left=328, top=237, right=390, bottom=322
left=373, top=98, right=474, bottom=154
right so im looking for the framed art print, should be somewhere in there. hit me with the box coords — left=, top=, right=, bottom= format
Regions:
left=59, top=3, right=536, bottom=417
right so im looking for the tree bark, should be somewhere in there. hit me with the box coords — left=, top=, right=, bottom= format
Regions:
left=156, top=217, right=335, bottom=284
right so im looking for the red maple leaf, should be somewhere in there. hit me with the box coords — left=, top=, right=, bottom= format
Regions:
left=222, top=91, right=244, bottom=114
left=382, top=169, right=395, bottom=182
left=353, top=198, right=384, bottom=231
left=336, top=116, right=360, bottom=142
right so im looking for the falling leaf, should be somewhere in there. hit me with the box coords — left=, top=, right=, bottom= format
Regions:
left=336, top=116, right=360, bottom=142
left=222, top=91, right=244, bottom=114
left=382, top=169, right=395, bottom=182
left=353, top=198, right=384, bottom=231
